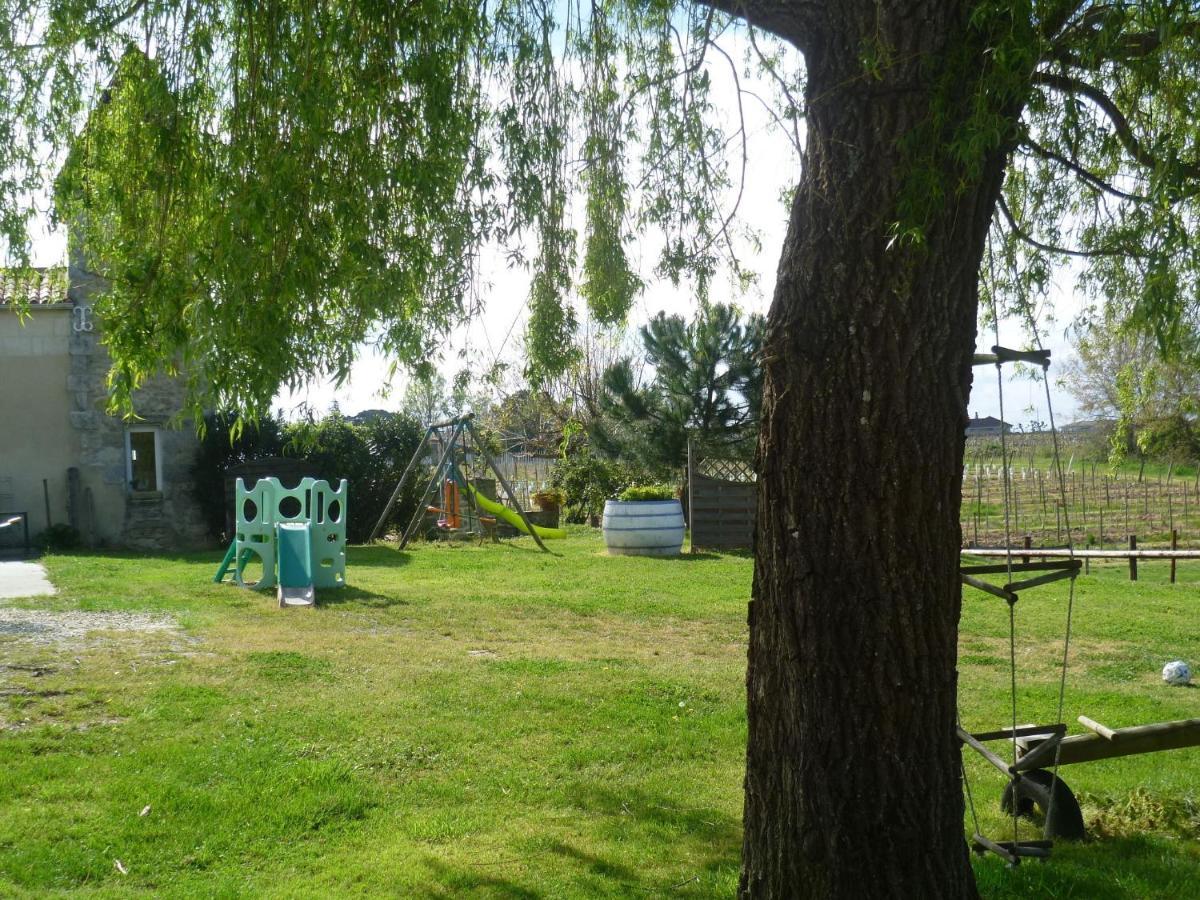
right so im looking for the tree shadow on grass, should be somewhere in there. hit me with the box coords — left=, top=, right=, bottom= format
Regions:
left=420, top=782, right=741, bottom=896
left=673, top=551, right=726, bottom=562
left=417, top=859, right=543, bottom=899
left=549, top=782, right=741, bottom=891
left=316, top=585, right=409, bottom=609
left=974, top=832, right=1200, bottom=898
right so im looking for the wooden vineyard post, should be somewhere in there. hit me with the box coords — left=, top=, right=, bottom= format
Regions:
left=1125, top=483, right=1131, bottom=536
left=973, top=470, right=980, bottom=546
left=1081, top=480, right=1088, bottom=573
left=1129, top=534, right=1138, bottom=582
left=1022, top=534, right=1031, bottom=566
left=1171, top=530, right=1178, bottom=584
left=1099, top=508, right=1104, bottom=550
left=1013, top=482, right=1020, bottom=535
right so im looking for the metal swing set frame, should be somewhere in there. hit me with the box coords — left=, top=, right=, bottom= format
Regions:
left=368, top=413, right=551, bottom=553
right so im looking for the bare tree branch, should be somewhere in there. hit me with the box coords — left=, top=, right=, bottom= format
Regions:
left=701, top=36, right=750, bottom=266
left=745, top=24, right=804, bottom=154
left=1045, top=5, right=1200, bottom=64
left=691, top=0, right=822, bottom=50
left=998, top=193, right=1147, bottom=259
left=1019, top=138, right=1149, bottom=202
left=1032, top=70, right=1200, bottom=181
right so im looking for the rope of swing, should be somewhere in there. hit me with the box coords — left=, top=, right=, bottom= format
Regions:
left=986, top=242, right=1022, bottom=853
left=1010, top=261, right=1078, bottom=841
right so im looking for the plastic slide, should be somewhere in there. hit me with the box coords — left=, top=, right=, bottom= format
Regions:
left=462, top=482, right=566, bottom=539
left=276, top=522, right=316, bottom=607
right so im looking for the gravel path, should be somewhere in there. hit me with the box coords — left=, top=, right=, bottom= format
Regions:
left=0, top=608, right=178, bottom=647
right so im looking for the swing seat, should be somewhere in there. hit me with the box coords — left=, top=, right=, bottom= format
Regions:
left=971, top=834, right=1054, bottom=863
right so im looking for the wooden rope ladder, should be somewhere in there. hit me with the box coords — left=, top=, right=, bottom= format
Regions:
left=958, top=252, right=1080, bottom=865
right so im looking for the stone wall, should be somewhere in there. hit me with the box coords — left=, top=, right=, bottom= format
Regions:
left=66, top=264, right=211, bottom=551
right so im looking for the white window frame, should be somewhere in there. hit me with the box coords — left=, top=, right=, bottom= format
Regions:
left=125, top=427, right=164, bottom=493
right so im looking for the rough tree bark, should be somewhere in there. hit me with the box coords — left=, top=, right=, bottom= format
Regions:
left=735, top=3, right=1022, bottom=897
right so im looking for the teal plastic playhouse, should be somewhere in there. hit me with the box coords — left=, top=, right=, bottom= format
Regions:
left=214, top=477, right=347, bottom=607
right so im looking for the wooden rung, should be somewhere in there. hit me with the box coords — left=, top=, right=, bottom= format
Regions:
left=957, top=727, right=1015, bottom=775
left=992, top=345, right=1052, bottom=366
left=1078, top=715, right=1118, bottom=741
left=960, top=573, right=1017, bottom=604
left=970, top=723, right=1066, bottom=744
left=971, top=833, right=1016, bottom=864
left=1012, top=731, right=1065, bottom=771
left=1004, top=566, right=1080, bottom=593
left=973, top=835, right=1053, bottom=860
left=960, top=560, right=1080, bottom=576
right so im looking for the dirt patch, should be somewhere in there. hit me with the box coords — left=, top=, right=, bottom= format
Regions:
left=0, top=608, right=179, bottom=648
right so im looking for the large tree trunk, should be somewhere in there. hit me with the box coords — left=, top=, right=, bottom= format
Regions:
left=740, top=4, right=1018, bottom=897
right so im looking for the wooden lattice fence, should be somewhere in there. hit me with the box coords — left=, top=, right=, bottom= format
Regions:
left=687, top=443, right=756, bottom=551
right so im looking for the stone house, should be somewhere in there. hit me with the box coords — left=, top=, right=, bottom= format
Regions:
left=0, top=262, right=209, bottom=551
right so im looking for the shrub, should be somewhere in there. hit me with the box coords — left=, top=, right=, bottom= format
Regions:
left=284, top=412, right=425, bottom=543
left=192, top=413, right=287, bottom=539
left=36, top=523, right=82, bottom=551
left=532, top=488, right=565, bottom=510
left=192, top=410, right=426, bottom=544
left=618, top=484, right=677, bottom=502
left=552, top=450, right=649, bottom=523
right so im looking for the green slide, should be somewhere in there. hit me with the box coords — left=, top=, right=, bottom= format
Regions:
left=276, top=522, right=316, bottom=606
left=462, top=482, right=566, bottom=539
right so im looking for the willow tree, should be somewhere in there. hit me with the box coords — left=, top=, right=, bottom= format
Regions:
left=5, top=0, right=1200, bottom=896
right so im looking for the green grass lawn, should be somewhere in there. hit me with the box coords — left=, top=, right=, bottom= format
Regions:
left=1, top=530, right=1198, bottom=897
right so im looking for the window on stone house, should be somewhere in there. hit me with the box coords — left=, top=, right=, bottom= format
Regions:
left=126, top=429, right=161, bottom=492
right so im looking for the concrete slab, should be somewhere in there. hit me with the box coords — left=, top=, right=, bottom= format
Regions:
left=0, top=561, right=56, bottom=600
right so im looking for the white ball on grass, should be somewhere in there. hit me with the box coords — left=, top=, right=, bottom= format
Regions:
left=1162, top=660, right=1192, bottom=686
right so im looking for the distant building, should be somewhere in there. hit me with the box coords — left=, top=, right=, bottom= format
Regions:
left=0, top=262, right=208, bottom=551
left=965, top=413, right=1012, bottom=437
left=1059, top=418, right=1115, bottom=435
left=0, top=51, right=210, bottom=552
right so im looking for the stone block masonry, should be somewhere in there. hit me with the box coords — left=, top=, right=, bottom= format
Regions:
left=65, top=268, right=211, bottom=551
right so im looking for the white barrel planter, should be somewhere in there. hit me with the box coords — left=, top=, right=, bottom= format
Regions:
left=602, top=499, right=685, bottom=557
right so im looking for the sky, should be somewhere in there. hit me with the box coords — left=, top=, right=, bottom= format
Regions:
left=23, top=26, right=1085, bottom=431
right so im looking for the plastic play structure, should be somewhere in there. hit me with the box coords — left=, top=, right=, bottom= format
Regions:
left=213, top=476, right=347, bottom=607
left=370, top=413, right=564, bottom=550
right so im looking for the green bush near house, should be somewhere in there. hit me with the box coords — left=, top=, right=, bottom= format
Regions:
left=192, top=410, right=425, bottom=544
left=34, top=523, right=82, bottom=551
left=551, top=449, right=650, bottom=523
